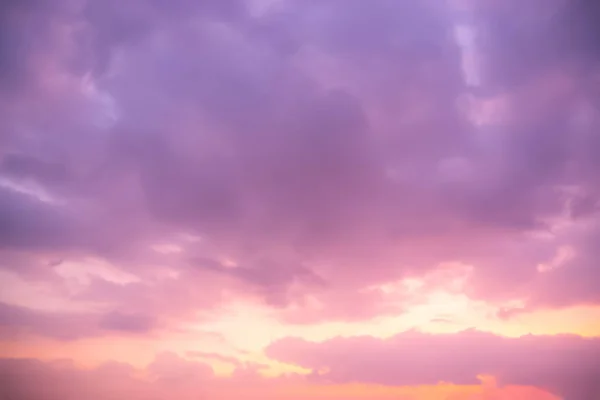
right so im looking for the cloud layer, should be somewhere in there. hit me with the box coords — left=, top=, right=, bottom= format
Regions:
left=0, top=351, right=562, bottom=400
left=1, top=0, right=600, bottom=399
left=1, top=0, right=598, bottom=327
left=268, top=330, right=600, bottom=399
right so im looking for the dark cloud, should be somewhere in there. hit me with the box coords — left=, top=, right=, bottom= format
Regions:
left=0, top=186, right=78, bottom=251
left=0, top=0, right=74, bottom=92
left=0, top=0, right=599, bottom=326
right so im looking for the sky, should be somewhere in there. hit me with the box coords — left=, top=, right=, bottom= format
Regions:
left=1, top=0, right=600, bottom=399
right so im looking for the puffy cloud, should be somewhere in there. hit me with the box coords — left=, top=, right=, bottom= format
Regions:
left=1, top=0, right=600, bottom=332
left=267, top=330, right=600, bottom=399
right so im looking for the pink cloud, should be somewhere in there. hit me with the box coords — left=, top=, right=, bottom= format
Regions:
left=0, top=302, right=157, bottom=340
left=0, top=1, right=599, bottom=390
left=0, top=354, right=561, bottom=400
left=267, top=330, right=600, bottom=399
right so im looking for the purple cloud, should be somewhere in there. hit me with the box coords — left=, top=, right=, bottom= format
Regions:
left=0, top=0, right=600, bottom=328
left=0, top=302, right=156, bottom=340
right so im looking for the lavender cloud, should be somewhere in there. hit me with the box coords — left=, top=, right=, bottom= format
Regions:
left=0, top=302, right=156, bottom=340
left=1, top=0, right=600, bottom=327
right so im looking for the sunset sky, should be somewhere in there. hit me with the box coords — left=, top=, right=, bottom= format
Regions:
left=1, top=0, right=600, bottom=399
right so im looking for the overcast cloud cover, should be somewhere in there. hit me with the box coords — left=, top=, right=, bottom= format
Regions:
left=1, top=0, right=600, bottom=399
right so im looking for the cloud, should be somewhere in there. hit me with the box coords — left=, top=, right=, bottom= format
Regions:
left=0, top=185, right=78, bottom=251
left=0, top=353, right=305, bottom=400
left=0, top=302, right=156, bottom=340
left=98, top=310, right=155, bottom=333
left=0, top=354, right=560, bottom=400
left=0, top=354, right=213, bottom=400
left=1, top=0, right=600, bottom=332
left=267, top=330, right=600, bottom=399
